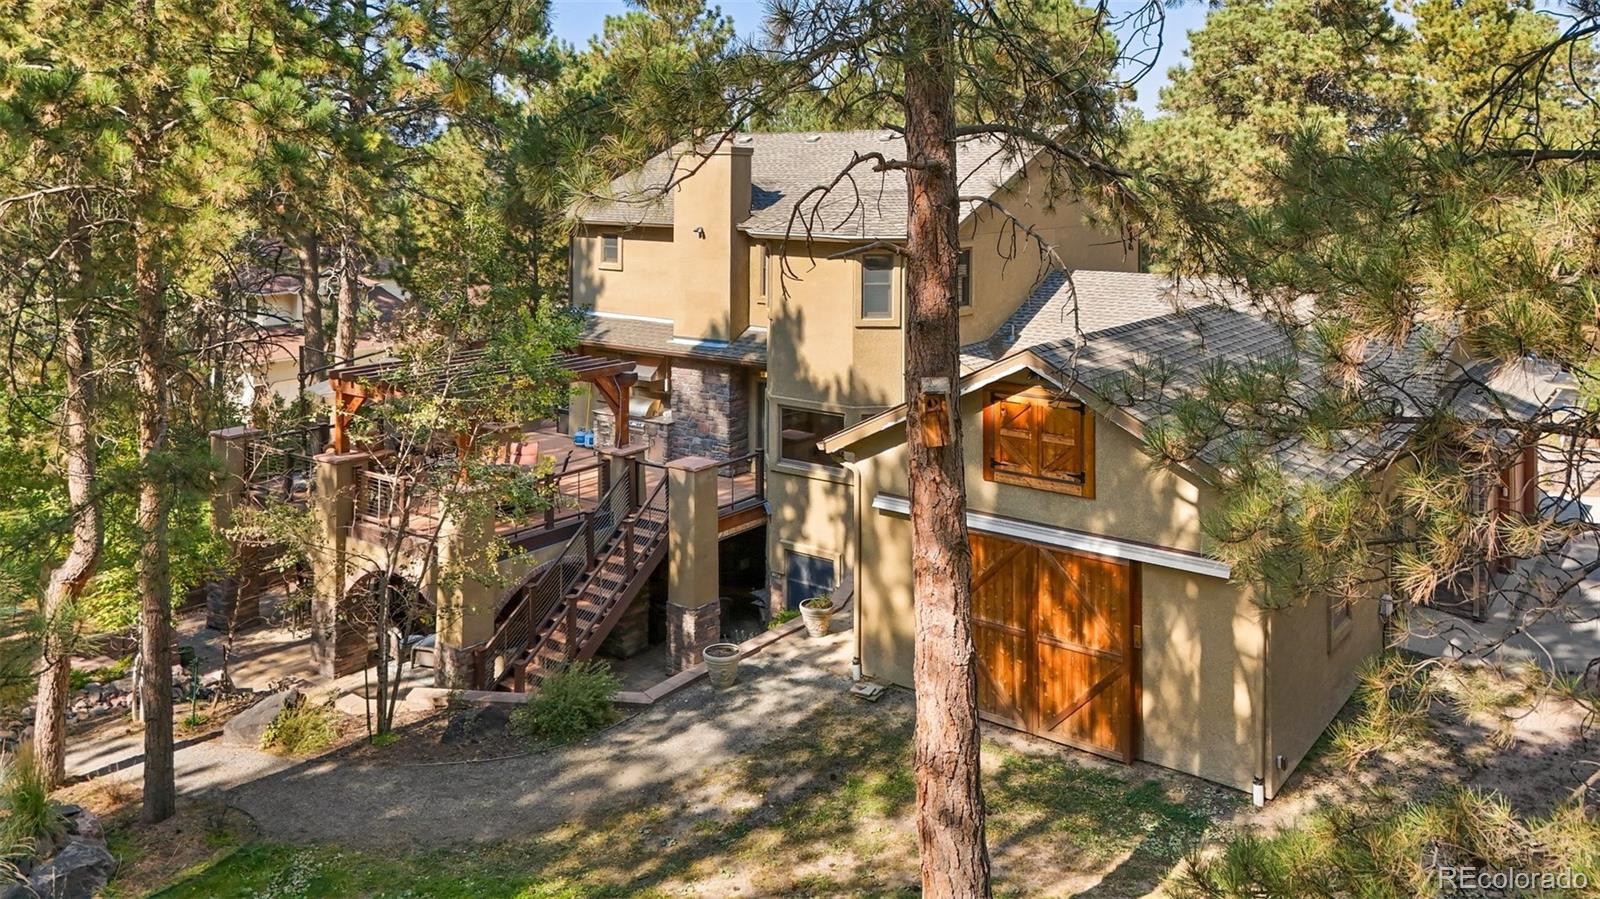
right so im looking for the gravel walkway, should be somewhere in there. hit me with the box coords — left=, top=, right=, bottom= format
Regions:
left=78, top=622, right=859, bottom=846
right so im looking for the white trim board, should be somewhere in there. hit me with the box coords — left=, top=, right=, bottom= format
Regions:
left=870, top=493, right=1232, bottom=580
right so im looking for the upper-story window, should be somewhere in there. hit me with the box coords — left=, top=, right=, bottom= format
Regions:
left=599, top=233, right=623, bottom=270
left=957, top=249, right=972, bottom=308
left=779, top=406, right=845, bottom=469
left=757, top=245, right=769, bottom=303
left=860, top=255, right=894, bottom=320
left=982, top=387, right=1094, bottom=497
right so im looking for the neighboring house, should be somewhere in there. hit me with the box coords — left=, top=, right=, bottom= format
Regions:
left=234, top=269, right=409, bottom=406
left=570, top=131, right=1141, bottom=620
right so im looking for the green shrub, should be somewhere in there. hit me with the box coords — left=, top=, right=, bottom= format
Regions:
left=509, top=661, right=620, bottom=744
left=260, top=700, right=338, bottom=757
left=68, top=655, right=132, bottom=692
left=768, top=609, right=800, bottom=629
left=0, top=747, right=64, bottom=862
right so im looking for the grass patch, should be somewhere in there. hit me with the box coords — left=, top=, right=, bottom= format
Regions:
left=1174, top=788, right=1600, bottom=899
left=768, top=609, right=800, bottom=629
left=69, top=655, right=131, bottom=692
left=1, top=747, right=65, bottom=861
left=260, top=701, right=338, bottom=757
left=151, top=696, right=1224, bottom=897
left=509, top=661, right=619, bottom=745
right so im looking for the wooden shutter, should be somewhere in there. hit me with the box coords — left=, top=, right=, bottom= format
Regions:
left=984, top=387, right=1095, bottom=498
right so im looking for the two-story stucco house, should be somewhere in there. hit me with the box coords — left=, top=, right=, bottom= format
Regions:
left=563, top=130, right=1493, bottom=800
left=570, top=131, right=1141, bottom=616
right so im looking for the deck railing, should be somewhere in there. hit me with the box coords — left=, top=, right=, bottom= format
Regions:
left=471, top=466, right=637, bottom=688
left=497, top=459, right=609, bottom=548
left=716, top=451, right=765, bottom=514
left=243, top=424, right=328, bottom=505
left=354, top=469, right=410, bottom=524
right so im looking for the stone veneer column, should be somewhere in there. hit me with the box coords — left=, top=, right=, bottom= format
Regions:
left=207, top=427, right=266, bottom=631
left=665, top=456, right=722, bottom=673
left=668, top=361, right=749, bottom=459
left=309, top=450, right=368, bottom=678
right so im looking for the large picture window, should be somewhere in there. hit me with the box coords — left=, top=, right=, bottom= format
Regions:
left=778, top=406, right=845, bottom=468
left=860, top=255, right=894, bottom=320
left=982, top=387, right=1094, bottom=497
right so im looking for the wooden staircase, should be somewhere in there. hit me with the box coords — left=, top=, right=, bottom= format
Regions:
left=470, top=468, right=669, bottom=691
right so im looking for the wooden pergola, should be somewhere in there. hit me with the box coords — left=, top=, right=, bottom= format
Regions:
left=325, top=350, right=639, bottom=453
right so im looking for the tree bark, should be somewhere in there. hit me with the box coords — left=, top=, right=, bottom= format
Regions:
left=335, top=238, right=360, bottom=364
left=34, top=211, right=103, bottom=788
left=297, top=230, right=326, bottom=378
left=902, top=3, right=991, bottom=896
left=134, top=221, right=176, bottom=824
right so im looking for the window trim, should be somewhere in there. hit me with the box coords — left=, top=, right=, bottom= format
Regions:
left=598, top=233, right=623, bottom=270
left=981, top=385, right=1095, bottom=498
left=854, top=253, right=900, bottom=327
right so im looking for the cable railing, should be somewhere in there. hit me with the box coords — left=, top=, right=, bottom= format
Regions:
left=552, top=476, right=670, bottom=668
left=716, top=451, right=765, bottom=514
left=471, top=466, right=637, bottom=688
left=243, top=424, right=329, bottom=506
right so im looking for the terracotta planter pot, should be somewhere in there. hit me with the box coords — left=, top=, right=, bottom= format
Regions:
left=799, top=599, right=835, bottom=637
left=703, top=642, right=742, bottom=688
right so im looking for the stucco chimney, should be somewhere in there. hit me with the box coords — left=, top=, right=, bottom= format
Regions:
left=671, top=140, right=753, bottom=342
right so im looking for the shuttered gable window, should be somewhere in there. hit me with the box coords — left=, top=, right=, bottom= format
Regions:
left=983, top=387, right=1094, bottom=497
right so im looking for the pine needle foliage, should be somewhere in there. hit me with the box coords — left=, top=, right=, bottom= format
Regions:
left=1176, top=788, right=1600, bottom=899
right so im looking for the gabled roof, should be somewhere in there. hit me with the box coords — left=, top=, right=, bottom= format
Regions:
left=574, top=131, right=1028, bottom=240
left=825, top=303, right=1460, bottom=485
left=960, top=270, right=1210, bottom=371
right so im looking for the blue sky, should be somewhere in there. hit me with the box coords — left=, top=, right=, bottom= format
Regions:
left=546, top=1, right=1213, bottom=117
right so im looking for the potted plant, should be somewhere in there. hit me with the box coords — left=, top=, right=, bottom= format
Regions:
left=703, top=642, right=742, bottom=688
left=799, top=595, right=835, bottom=637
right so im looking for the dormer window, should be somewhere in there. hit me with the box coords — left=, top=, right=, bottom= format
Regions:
left=860, top=255, right=894, bottom=320
left=599, top=233, right=623, bottom=270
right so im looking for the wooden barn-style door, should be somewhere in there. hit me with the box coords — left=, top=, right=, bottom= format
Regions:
left=969, top=532, right=1139, bottom=762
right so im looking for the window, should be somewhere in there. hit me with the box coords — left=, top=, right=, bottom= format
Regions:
left=779, top=406, right=846, bottom=468
left=1327, top=594, right=1353, bottom=650
left=784, top=551, right=835, bottom=611
left=598, top=233, right=622, bottom=269
left=860, top=255, right=894, bottom=320
left=957, top=249, right=972, bottom=308
left=982, top=387, right=1094, bottom=497
left=757, top=245, right=769, bottom=303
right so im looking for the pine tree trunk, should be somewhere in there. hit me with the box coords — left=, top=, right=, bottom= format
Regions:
left=902, top=3, right=991, bottom=895
left=298, top=230, right=326, bottom=378
left=134, top=226, right=176, bottom=825
left=335, top=239, right=360, bottom=364
left=34, top=213, right=103, bottom=789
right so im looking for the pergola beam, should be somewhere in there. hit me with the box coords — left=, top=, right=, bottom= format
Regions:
left=324, top=350, right=639, bottom=453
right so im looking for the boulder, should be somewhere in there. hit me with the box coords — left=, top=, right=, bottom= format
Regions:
left=222, top=689, right=300, bottom=747
left=61, top=806, right=103, bottom=843
left=27, top=838, right=116, bottom=899
left=334, top=692, right=371, bottom=718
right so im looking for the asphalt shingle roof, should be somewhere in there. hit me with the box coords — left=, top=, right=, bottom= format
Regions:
left=575, top=131, right=1027, bottom=240
left=579, top=313, right=768, bottom=366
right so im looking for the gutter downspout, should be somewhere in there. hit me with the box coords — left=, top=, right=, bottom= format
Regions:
left=1255, top=606, right=1271, bottom=807
left=849, top=456, right=864, bottom=681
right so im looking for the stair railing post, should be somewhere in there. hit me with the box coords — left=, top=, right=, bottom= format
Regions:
left=543, top=473, right=556, bottom=529
left=584, top=514, right=595, bottom=561
left=625, top=517, right=636, bottom=572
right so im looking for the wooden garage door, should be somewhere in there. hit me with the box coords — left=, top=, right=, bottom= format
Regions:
left=971, top=533, right=1138, bottom=762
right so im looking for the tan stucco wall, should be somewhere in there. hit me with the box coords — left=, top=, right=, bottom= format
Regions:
left=849, top=382, right=1265, bottom=790
left=571, top=225, right=678, bottom=322
left=1261, top=588, right=1382, bottom=796
left=957, top=166, right=1140, bottom=346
